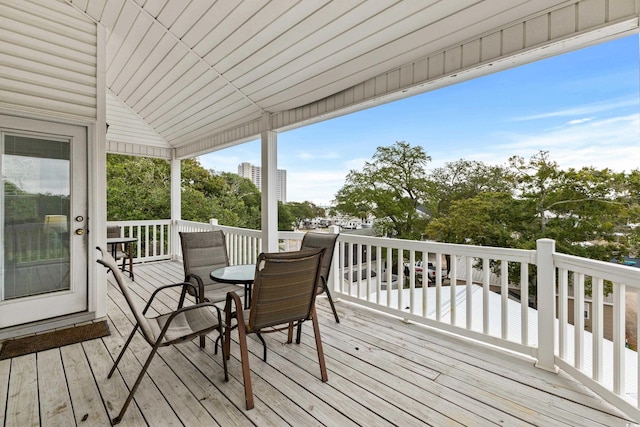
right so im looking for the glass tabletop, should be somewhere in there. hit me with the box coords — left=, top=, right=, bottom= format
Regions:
left=210, top=264, right=255, bottom=284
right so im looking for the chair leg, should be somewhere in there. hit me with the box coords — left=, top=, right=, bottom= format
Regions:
left=256, top=333, right=267, bottom=362
left=112, top=342, right=161, bottom=425
left=224, top=311, right=232, bottom=361
left=287, top=322, right=294, bottom=343
left=197, top=294, right=206, bottom=349
left=216, top=330, right=228, bottom=382
left=237, top=324, right=254, bottom=409
left=324, top=287, right=340, bottom=323
left=295, top=321, right=303, bottom=344
left=311, top=306, right=328, bottom=382
left=108, top=325, right=138, bottom=379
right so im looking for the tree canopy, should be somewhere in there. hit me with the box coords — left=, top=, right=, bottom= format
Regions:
left=334, top=143, right=640, bottom=262
left=107, top=154, right=324, bottom=231
left=334, top=141, right=433, bottom=239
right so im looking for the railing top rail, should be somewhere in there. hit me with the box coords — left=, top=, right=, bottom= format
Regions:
left=214, top=224, right=262, bottom=238
left=107, top=219, right=171, bottom=226
left=338, top=234, right=536, bottom=263
left=554, top=252, right=640, bottom=288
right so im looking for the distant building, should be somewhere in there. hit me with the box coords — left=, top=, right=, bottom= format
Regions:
left=237, top=162, right=287, bottom=202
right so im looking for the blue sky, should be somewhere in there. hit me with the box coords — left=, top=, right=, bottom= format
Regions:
left=201, top=35, right=639, bottom=206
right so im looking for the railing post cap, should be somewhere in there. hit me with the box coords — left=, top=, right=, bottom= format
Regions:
left=537, top=238, right=555, bottom=246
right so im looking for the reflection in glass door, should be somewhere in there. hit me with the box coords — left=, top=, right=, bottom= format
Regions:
left=3, top=135, right=71, bottom=298
left=0, top=115, right=87, bottom=328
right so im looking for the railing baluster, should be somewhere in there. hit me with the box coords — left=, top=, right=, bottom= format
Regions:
left=574, top=272, right=585, bottom=369
left=409, top=250, right=415, bottom=315
left=386, top=247, right=392, bottom=308
left=422, top=250, right=428, bottom=317
left=397, top=249, right=403, bottom=312
left=501, top=260, right=508, bottom=340
left=482, top=257, right=490, bottom=335
left=612, top=282, right=625, bottom=395
left=592, top=277, right=604, bottom=382
left=375, top=246, right=382, bottom=305
left=466, top=256, right=473, bottom=330
left=366, top=243, right=372, bottom=301
left=520, top=261, right=529, bottom=345
left=558, top=268, right=568, bottom=359
left=450, top=255, right=457, bottom=326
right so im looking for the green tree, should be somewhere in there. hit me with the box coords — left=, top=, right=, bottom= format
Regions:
left=430, top=159, right=514, bottom=217
left=286, top=201, right=322, bottom=229
left=106, top=154, right=171, bottom=220
left=278, top=201, right=295, bottom=231
left=427, top=192, right=527, bottom=247
left=334, top=141, right=433, bottom=239
left=106, top=155, right=262, bottom=228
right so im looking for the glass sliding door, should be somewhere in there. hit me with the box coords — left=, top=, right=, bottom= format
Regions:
left=0, top=116, right=87, bottom=327
left=3, top=135, right=71, bottom=298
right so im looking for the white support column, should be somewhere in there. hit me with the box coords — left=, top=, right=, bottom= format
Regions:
left=327, top=225, right=340, bottom=295
left=170, top=155, right=181, bottom=259
left=536, top=238, right=559, bottom=373
left=261, top=130, right=278, bottom=252
left=92, top=23, right=107, bottom=318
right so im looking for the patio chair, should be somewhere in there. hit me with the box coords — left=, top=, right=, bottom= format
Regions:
left=96, top=247, right=227, bottom=425
left=224, top=248, right=327, bottom=410
left=107, top=225, right=132, bottom=273
left=179, top=230, right=243, bottom=348
left=300, top=232, right=340, bottom=323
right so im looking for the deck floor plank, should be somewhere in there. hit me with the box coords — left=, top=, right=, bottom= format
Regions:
left=6, top=354, right=39, bottom=427
left=60, top=343, right=112, bottom=426
left=315, top=298, right=632, bottom=426
left=0, top=359, right=10, bottom=423
left=1, top=260, right=636, bottom=426
left=81, top=337, right=148, bottom=427
left=37, top=349, right=75, bottom=426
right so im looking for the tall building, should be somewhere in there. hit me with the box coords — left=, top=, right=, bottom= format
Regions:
left=238, top=162, right=287, bottom=202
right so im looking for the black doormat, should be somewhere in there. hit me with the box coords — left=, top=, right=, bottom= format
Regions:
left=0, top=320, right=110, bottom=360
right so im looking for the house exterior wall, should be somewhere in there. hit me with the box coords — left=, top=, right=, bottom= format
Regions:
left=566, top=298, right=614, bottom=341
left=0, top=0, right=98, bottom=122
left=0, top=0, right=106, bottom=337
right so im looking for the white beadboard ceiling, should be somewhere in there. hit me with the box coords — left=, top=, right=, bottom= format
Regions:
left=65, top=0, right=639, bottom=158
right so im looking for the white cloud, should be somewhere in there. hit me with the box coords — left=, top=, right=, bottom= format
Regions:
left=567, top=117, right=594, bottom=125
left=491, top=113, right=640, bottom=171
left=514, top=97, right=637, bottom=121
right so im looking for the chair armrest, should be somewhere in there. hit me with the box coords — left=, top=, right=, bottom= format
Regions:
left=143, top=282, right=198, bottom=315
left=225, top=292, right=244, bottom=327
left=155, top=302, right=225, bottom=343
left=184, top=273, right=206, bottom=302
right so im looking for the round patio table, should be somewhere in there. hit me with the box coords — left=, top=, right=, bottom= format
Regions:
left=210, top=264, right=255, bottom=306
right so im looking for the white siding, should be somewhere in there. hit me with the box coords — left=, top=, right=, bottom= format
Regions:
left=270, top=0, right=639, bottom=135
left=105, top=92, right=170, bottom=154
left=0, top=0, right=97, bottom=121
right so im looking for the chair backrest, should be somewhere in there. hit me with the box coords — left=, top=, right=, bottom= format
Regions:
left=300, top=232, right=339, bottom=290
left=107, top=225, right=120, bottom=252
left=248, top=248, right=324, bottom=331
left=96, top=247, right=154, bottom=339
left=107, top=225, right=120, bottom=238
left=179, top=230, right=229, bottom=286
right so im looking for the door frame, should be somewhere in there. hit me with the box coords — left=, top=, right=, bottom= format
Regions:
left=0, top=115, right=91, bottom=328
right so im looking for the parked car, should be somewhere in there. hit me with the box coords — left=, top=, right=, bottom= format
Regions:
left=403, top=261, right=448, bottom=283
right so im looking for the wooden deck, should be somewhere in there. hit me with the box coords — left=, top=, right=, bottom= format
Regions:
left=0, top=260, right=635, bottom=426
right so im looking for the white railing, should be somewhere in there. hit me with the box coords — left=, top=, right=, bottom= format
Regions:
left=106, top=220, right=172, bottom=263
left=552, top=250, right=640, bottom=415
left=334, top=234, right=538, bottom=357
left=107, top=218, right=640, bottom=420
